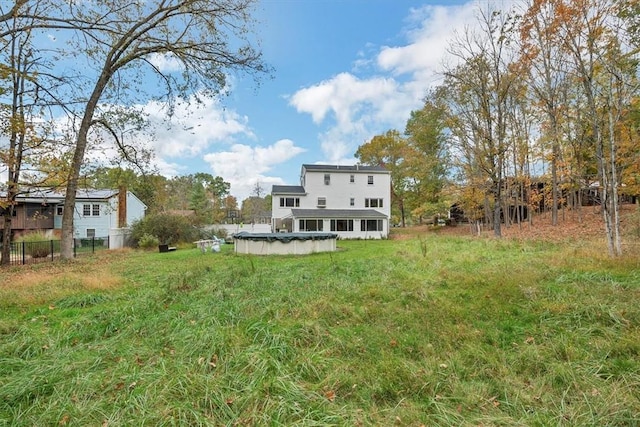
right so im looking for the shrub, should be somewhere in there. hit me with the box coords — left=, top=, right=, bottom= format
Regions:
left=15, top=232, right=55, bottom=258
left=131, top=213, right=199, bottom=247
left=206, top=226, right=228, bottom=240
left=138, top=233, right=160, bottom=250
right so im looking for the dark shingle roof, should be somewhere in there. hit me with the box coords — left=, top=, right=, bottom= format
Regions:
left=290, top=209, right=387, bottom=218
left=272, top=185, right=306, bottom=194
left=302, top=164, right=388, bottom=173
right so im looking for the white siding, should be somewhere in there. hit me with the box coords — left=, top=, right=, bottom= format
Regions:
left=73, top=191, right=146, bottom=238
left=272, top=166, right=391, bottom=239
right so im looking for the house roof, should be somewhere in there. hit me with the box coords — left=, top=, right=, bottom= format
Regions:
left=272, top=185, right=306, bottom=194
left=3, top=188, right=145, bottom=206
left=302, top=164, right=388, bottom=173
left=290, top=209, right=387, bottom=219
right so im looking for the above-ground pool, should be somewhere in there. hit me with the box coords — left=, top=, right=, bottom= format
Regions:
left=232, top=232, right=338, bottom=255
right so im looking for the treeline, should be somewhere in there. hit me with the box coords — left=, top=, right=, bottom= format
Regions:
left=356, top=0, right=639, bottom=256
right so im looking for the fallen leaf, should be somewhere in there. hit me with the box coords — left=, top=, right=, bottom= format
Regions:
left=324, top=390, right=336, bottom=402
left=209, top=354, right=218, bottom=368
left=59, top=414, right=69, bottom=425
left=525, top=336, right=535, bottom=344
left=389, top=339, right=398, bottom=347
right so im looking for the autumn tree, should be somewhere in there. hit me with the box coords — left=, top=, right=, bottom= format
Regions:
left=404, top=92, right=450, bottom=224
left=355, top=130, right=411, bottom=226
left=520, top=0, right=573, bottom=226
left=553, top=0, right=636, bottom=256
left=443, top=7, right=520, bottom=237
left=0, top=4, right=61, bottom=265
left=240, top=181, right=270, bottom=223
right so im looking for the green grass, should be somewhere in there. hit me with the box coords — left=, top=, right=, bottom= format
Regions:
left=1, top=236, right=639, bottom=426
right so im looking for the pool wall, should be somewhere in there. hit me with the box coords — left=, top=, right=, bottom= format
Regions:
left=232, top=232, right=337, bottom=255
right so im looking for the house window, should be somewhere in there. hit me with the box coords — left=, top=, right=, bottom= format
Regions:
left=350, top=174, right=355, bottom=183
left=365, top=198, right=383, bottom=208
left=56, top=205, right=63, bottom=216
left=299, top=219, right=323, bottom=231
left=368, top=175, right=374, bottom=185
left=330, top=219, right=353, bottom=232
left=83, top=204, right=100, bottom=216
left=280, top=197, right=300, bottom=207
left=317, top=197, right=326, bottom=208
left=350, top=198, right=355, bottom=206
left=86, top=228, right=96, bottom=238
left=324, top=174, right=331, bottom=185
left=361, top=219, right=383, bottom=232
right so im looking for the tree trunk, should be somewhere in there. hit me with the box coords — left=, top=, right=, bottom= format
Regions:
left=60, top=71, right=111, bottom=259
left=1, top=206, right=14, bottom=266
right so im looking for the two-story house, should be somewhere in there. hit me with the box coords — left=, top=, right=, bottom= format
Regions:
left=271, top=164, right=391, bottom=239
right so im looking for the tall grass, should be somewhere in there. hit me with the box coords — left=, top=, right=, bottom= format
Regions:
left=1, top=236, right=639, bottom=426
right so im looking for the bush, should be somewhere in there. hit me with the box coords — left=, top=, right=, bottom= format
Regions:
left=138, top=233, right=160, bottom=250
left=15, top=232, right=56, bottom=258
left=131, top=213, right=199, bottom=247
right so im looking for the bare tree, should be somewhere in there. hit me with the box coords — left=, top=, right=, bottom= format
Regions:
left=443, top=6, right=520, bottom=237
left=0, top=3, right=60, bottom=265
left=38, top=0, right=270, bottom=259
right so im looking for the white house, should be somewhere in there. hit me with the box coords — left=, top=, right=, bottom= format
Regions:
left=53, top=189, right=147, bottom=238
left=271, top=164, right=391, bottom=239
left=7, top=188, right=146, bottom=239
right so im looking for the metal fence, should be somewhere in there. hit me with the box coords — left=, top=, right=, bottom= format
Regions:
left=1, top=237, right=110, bottom=266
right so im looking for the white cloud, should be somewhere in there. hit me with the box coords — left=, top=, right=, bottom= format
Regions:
left=288, top=1, right=482, bottom=164
left=77, top=93, right=258, bottom=180
left=377, top=4, right=476, bottom=78
left=141, top=94, right=254, bottom=160
left=147, top=52, right=184, bottom=73
left=203, top=139, right=306, bottom=200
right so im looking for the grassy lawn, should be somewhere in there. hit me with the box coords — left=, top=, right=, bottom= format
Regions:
left=1, top=235, right=639, bottom=426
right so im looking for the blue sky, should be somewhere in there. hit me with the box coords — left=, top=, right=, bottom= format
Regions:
left=1, top=0, right=509, bottom=201
left=140, top=0, right=505, bottom=201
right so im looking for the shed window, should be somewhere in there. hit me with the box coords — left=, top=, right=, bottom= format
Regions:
left=324, top=174, right=331, bottom=185
left=368, top=175, right=374, bottom=185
